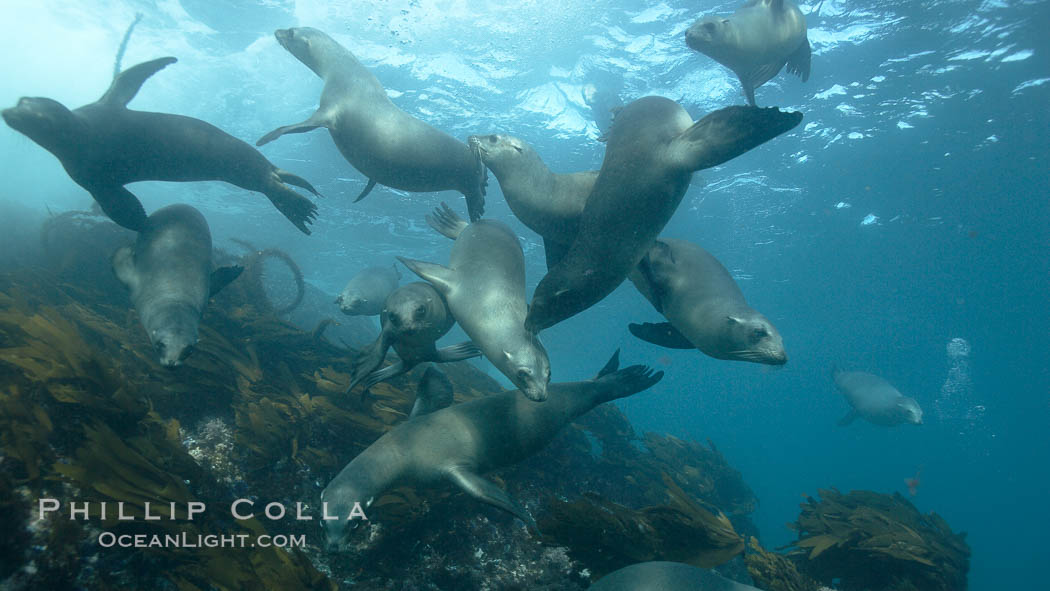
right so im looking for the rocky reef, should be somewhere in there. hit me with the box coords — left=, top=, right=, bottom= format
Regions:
left=0, top=216, right=762, bottom=590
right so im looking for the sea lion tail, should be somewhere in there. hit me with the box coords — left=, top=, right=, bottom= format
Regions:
left=275, top=169, right=322, bottom=197
left=425, top=202, right=469, bottom=240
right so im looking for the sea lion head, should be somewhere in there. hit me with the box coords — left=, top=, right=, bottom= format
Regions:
left=504, top=336, right=551, bottom=402
left=2, top=97, right=79, bottom=154
left=724, top=314, right=787, bottom=365
left=897, top=397, right=924, bottom=425
left=144, top=303, right=200, bottom=368
left=383, top=284, right=446, bottom=336
left=335, top=291, right=368, bottom=315
left=685, top=16, right=736, bottom=63
left=468, top=134, right=537, bottom=174
left=319, top=484, right=372, bottom=551
left=274, top=27, right=331, bottom=74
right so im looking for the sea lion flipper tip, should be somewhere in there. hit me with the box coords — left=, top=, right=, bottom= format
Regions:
left=93, top=186, right=148, bottom=232
left=353, top=179, right=377, bottom=202
left=447, top=468, right=535, bottom=530
left=100, top=56, right=178, bottom=107
left=628, top=322, right=694, bottom=350
left=209, top=265, right=244, bottom=297
left=256, top=118, right=323, bottom=147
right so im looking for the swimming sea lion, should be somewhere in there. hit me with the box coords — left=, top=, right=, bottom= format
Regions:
left=409, top=365, right=454, bottom=420
left=468, top=133, right=597, bottom=268
left=347, top=282, right=480, bottom=392
left=257, top=27, right=488, bottom=221
left=111, top=204, right=242, bottom=367
left=321, top=351, right=662, bottom=548
left=524, top=96, right=802, bottom=333
left=686, top=0, right=811, bottom=106
left=587, top=561, right=763, bottom=591
left=336, top=264, right=401, bottom=316
left=833, top=369, right=924, bottom=427
left=2, top=58, right=320, bottom=234
left=629, top=238, right=786, bottom=365
left=399, top=204, right=551, bottom=401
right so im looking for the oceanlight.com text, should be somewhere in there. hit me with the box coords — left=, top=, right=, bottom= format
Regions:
left=97, top=531, right=307, bottom=549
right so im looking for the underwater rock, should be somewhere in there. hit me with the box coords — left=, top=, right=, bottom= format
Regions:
left=787, top=488, right=970, bottom=591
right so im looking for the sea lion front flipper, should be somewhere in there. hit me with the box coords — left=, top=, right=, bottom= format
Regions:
left=673, top=105, right=803, bottom=172
left=347, top=330, right=394, bottom=393
left=256, top=113, right=326, bottom=147
left=446, top=467, right=539, bottom=534
left=361, top=359, right=407, bottom=390
left=99, top=56, right=178, bottom=107
left=629, top=322, right=695, bottom=350
left=837, top=409, right=859, bottom=427
left=435, top=341, right=482, bottom=363
left=740, top=60, right=785, bottom=105
left=91, top=185, right=148, bottom=231
left=397, top=257, right=456, bottom=295
left=785, top=34, right=812, bottom=82
left=111, top=245, right=139, bottom=292
left=353, top=179, right=377, bottom=202
left=209, top=265, right=244, bottom=297
left=542, top=237, right=571, bottom=270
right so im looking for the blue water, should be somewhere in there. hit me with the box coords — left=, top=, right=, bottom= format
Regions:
left=2, top=1, right=1047, bottom=589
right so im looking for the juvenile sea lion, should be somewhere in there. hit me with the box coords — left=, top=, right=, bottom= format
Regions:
left=833, top=369, right=924, bottom=427
left=468, top=133, right=597, bottom=267
left=686, top=0, right=811, bottom=106
left=257, top=27, right=487, bottom=220
left=629, top=238, right=786, bottom=365
left=524, top=96, right=802, bottom=332
left=111, top=204, right=242, bottom=367
left=409, top=365, right=454, bottom=419
left=587, top=561, right=762, bottom=591
left=347, top=282, right=480, bottom=392
left=2, top=58, right=320, bottom=234
left=321, top=351, right=663, bottom=548
left=399, top=204, right=551, bottom=401
left=336, top=264, right=401, bottom=316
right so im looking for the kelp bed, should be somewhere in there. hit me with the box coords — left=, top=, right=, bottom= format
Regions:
left=0, top=221, right=762, bottom=591
left=745, top=488, right=971, bottom=591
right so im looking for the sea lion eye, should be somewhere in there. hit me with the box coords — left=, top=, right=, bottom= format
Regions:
left=705, top=21, right=717, bottom=32
left=413, top=305, right=426, bottom=319
left=517, top=369, right=530, bottom=380
left=487, top=136, right=498, bottom=144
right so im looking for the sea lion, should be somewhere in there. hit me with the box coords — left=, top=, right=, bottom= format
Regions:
left=629, top=238, right=786, bottom=365
left=833, top=369, right=924, bottom=427
left=587, top=561, right=762, bottom=591
left=347, top=282, right=480, bottom=392
left=336, top=264, right=401, bottom=316
left=524, top=96, right=802, bottom=333
left=2, top=58, right=320, bottom=234
left=257, top=27, right=488, bottom=221
left=468, top=133, right=597, bottom=268
left=686, top=0, right=811, bottom=106
left=321, top=351, right=663, bottom=548
left=409, top=365, right=454, bottom=419
left=111, top=204, right=242, bottom=367
left=398, top=204, right=551, bottom=401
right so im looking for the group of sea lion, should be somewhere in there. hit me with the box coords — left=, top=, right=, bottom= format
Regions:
left=4, top=1, right=923, bottom=583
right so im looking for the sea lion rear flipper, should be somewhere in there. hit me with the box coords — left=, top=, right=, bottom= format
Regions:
left=353, top=179, right=377, bottom=202
left=592, top=364, right=664, bottom=404
left=435, top=341, right=482, bottom=363
left=542, top=237, right=571, bottom=270
left=276, top=169, right=322, bottom=197
left=92, top=186, right=148, bottom=231
left=361, top=359, right=407, bottom=390
left=99, top=56, right=177, bottom=107
left=397, top=257, right=456, bottom=295
left=785, top=35, right=812, bottom=82
left=425, top=202, right=469, bottom=241
left=209, top=265, right=244, bottom=296
left=447, top=468, right=539, bottom=534
left=673, top=105, right=803, bottom=171
left=261, top=181, right=318, bottom=235
left=629, top=322, right=695, bottom=349
left=111, top=245, right=138, bottom=291
left=837, top=410, right=859, bottom=427
left=595, top=349, right=621, bottom=379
